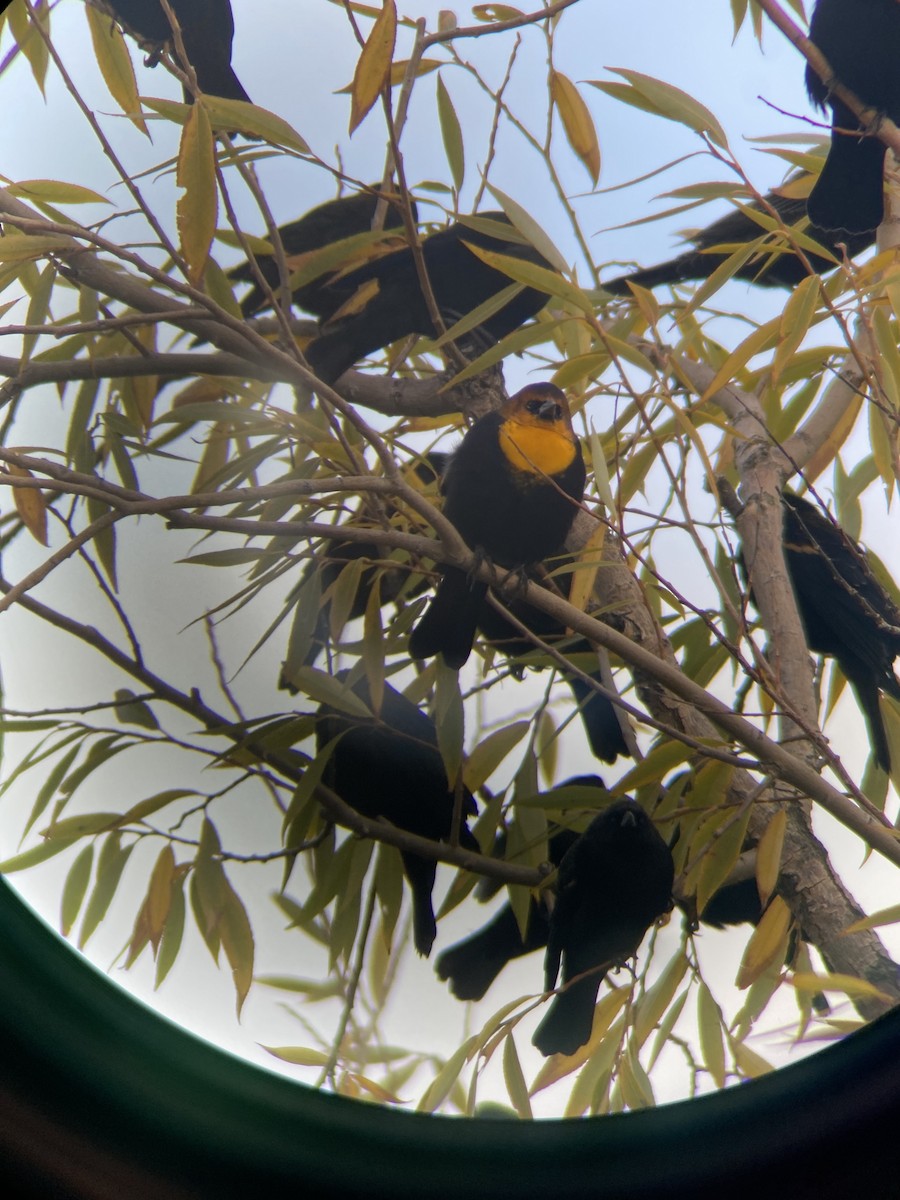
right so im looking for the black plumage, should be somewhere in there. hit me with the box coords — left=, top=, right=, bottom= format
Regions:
left=603, top=186, right=874, bottom=293
left=805, top=0, right=900, bottom=232
left=779, top=493, right=900, bottom=772
left=304, top=211, right=553, bottom=385
left=435, top=777, right=602, bottom=1001
left=477, top=581, right=629, bottom=764
left=89, top=0, right=250, bottom=102
left=230, top=188, right=416, bottom=321
left=278, top=453, right=447, bottom=688
left=315, top=672, right=478, bottom=957
left=532, top=799, right=674, bottom=1057
left=409, top=383, right=586, bottom=670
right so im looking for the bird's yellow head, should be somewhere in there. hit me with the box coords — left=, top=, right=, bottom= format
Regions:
left=498, top=383, right=579, bottom=479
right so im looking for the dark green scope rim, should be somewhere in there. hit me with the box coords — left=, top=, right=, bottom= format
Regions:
left=0, top=872, right=897, bottom=1198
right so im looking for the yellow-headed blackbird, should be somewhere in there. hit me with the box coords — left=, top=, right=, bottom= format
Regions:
left=89, top=0, right=250, bottom=102
left=806, top=0, right=900, bottom=233
left=604, top=183, right=875, bottom=293
left=435, top=776, right=602, bottom=1001
left=476, top=575, right=630, bottom=764
left=532, top=799, right=673, bottom=1057
left=304, top=212, right=553, bottom=385
left=315, top=671, right=478, bottom=957
left=230, top=187, right=417, bottom=321
left=278, top=453, right=447, bottom=686
left=746, top=492, right=900, bottom=772
left=409, top=383, right=586, bottom=670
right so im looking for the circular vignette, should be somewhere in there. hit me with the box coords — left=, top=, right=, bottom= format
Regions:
left=0, top=878, right=898, bottom=1198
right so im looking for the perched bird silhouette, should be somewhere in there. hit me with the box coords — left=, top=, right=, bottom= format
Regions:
left=604, top=185, right=875, bottom=293
left=304, top=211, right=553, bottom=384
left=743, top=492, right=900, bottom=772
left=805, top=0, right=900, bottom=232
left=781, top=493, right=900, bottom=772
left=89, top=0, right=250, bottom=102
left=476, top=580, right=630, bottom=765
left=278, top=453, right=447, bottom=687
left=435, top=776, right=603, bottom=1001
left=409, top=383, right=586, bottom=670
left=315, top=671, right=478, bottom=957
left=532, top=799, right=674, bottom=1057
left=230, top=187, right=417, bottom=321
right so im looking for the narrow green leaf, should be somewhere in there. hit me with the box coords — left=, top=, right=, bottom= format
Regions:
left=436, top=74, right=465, bottom=192
left=60, top=843, right=94, bottom=937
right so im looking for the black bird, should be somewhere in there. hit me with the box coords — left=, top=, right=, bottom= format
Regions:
left=315, top=671, right=478, bottom=958
left=780, top=493, right=900, bottom=772
left=89, top=0, right=250, bottom=102
left=409, top=383, right=586, bottom=670
left=476, top=579, right=630, bottom=764
left=304, top=211, right=553, bottom=385
left=230, top=187, right=417, bottom=321
left=532, top=799, right=674, bottom=1057
left=604, top=185, right=875, bottom=293
left=435, top=776, right=603, bottom=1001
left=742, top=492, right=900, bottom=772
left=278, top=453, right=447, bottom=687
left=806, top=0, right=900, bottom=232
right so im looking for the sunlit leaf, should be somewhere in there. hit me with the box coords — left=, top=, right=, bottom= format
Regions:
left=349, top=0, right=397, bottom=134
left=551, top=71, right=600, bottom=183
left=85, top=3, right=148, bottom=135
left=736, top=895, right=791, bottom=989
left=8, top=463, right=48, bottom=545
left=176, top=103, right=218, bottom=285
left=755, top=810, right=787, bottom=908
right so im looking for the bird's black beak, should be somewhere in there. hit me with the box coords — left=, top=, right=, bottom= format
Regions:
left=620, top=810, right=638, bottom=828
left=537, top=399, right=562, bottom=421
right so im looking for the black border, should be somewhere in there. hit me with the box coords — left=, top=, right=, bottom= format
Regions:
left=1, top=877, right=899, bottom=1198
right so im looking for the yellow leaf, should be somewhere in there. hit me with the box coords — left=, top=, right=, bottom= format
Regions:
left=84, top=3, right=149, bottom=135
left=347, top=1073, right=404, bottom=1104
left=694, top=806, right=749, bottom=917
left=176, top=103, right=218, bottom=285
left=502, top=1034, right=533, bottom=1119
left=262, top=1046, right=330, bottom=1066
left=771, top=275, right=821, bottom=384
left=566, top=520, right=606, bottom=615
left=843, top=902, right=900, bottom=934
left=700, top=316, right=780, bottom=402
left=697, top=982, right=726, bottom=1088
left=601, top=69, right=728, bottom=150
left=755, top=810, right=787, bottom=908
left=804, top=387, right=862, bottom=482
left=736, top=895, right=791, bottom=989
left=8, top=464, right=48, bottom=545
left=551, top=71, right=600, bottom=184
left=417, top=1035, right=479, bottom=1113
left=349, top=1, right=397, bottom=134
left=530, top=987, right=628, bottom=1094
left=463, top=721, right=530, bottom=792
left=8, top=0, right=49, bottom=95
left=632, top=951, right=689, bottom=1048
left=790, top=971, right=893, bottom=1004
left=729, top=1036, right=774, bottom=1079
